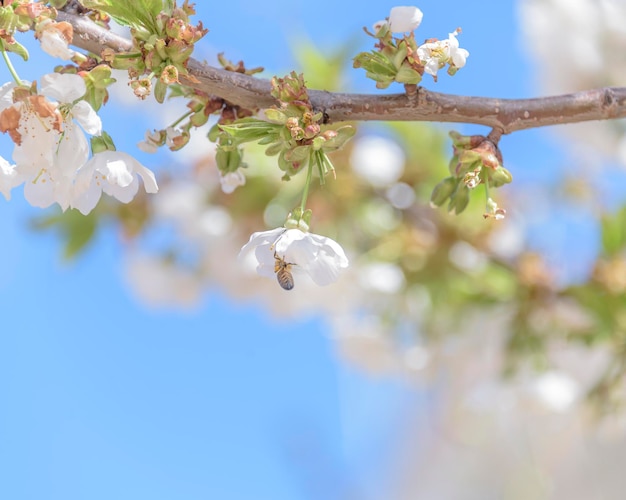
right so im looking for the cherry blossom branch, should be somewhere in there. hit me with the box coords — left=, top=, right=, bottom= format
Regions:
left=58, top=11, right=626, bottom=135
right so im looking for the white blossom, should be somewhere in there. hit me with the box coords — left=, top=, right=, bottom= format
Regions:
left=72, top=150, right=158, bottom=215
left=417, top=39, right=448, bottom=77
left=417, top=31, right=469, bottom=78
left=219, top=168, right=246, bottom=194
left=388, top=6, right=423, bottom=33
left=38, top=27, right=74, bottom=60
left=0, top=73, right=101, bottom=210
left=239, top=228, right=349, bottom=287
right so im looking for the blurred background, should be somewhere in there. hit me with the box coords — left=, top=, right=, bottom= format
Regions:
left=2, top=1, right=626, bottom=499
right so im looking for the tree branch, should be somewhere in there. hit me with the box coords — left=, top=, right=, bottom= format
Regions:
left=58, top=11, right=626, bottom=135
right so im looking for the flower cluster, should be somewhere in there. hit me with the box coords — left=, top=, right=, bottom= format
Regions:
left=215, top=71, right=355, bottom=186
left=353, top=6, right=469, bottom=88
left=96, top=0, right=208, bottom=102
left=0, top=73, right=157, bottom=214
left=430, top=131, right=512, bottom=218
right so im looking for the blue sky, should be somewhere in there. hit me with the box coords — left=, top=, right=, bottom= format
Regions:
left=0, top=2, right=595, bottom=499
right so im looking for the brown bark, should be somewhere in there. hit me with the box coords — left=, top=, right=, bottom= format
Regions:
left=57, top=11, right=626, bottom=135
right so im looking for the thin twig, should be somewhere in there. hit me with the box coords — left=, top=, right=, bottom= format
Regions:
left=57, top=11, right=626, bottom=135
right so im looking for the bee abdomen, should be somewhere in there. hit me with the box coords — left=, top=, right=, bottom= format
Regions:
left=276, top=269, right=295, bottom=290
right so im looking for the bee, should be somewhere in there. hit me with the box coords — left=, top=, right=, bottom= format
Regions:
left=274, top=252, right=295, bottom=291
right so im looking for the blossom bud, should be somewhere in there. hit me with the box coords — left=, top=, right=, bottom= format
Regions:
left=285, top=117, right=300, bottom=129
left=430, top=176, right=457, bottom=207
left=448, top=184, right=470, bottom=214
left=490, top=166, right=513, bottom=187
left=388, top=6, right=423, bottom=33
left=304, top=123, right=320, bottom=139
left=321, top=130, right=338, bottom=141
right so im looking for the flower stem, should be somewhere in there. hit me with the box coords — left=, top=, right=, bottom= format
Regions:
left=170, top=110, right=193, bottom=128
left=300, top=153, right=315, bottom=213
left=0, top=41, right=23, bottom=86
left=484, top=178, right=491, bottom=206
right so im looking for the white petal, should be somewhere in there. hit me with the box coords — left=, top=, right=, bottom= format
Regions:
left=254, top=244, right=278, bottom=278
left=71, top=180, right=102, bottom=214
left=103, top=175, right=139, bottom=203
left=56, top=122, right=89, bottom=177
left=104, top=158, right=134, bottom=188
left=101, top=151, right=158, bottom=194
left=0, top=82, right=17, bottom=112
left=138, top=141, right=158, bottom=154
left=72, top=100, right=102, bottom=135
left=239, top=228, right=286, bottom=260
left=40, top=73, right=86, bottom=102
left=274, top=228, right=307, bottom=257
left=133, top=162, right=159, bottom=194
left=452, top=48, right=469, bottom=68
left=299, top=233, right=349, bottom=285
left=424, top=58, right=440, bottom=76
left=0, top=157, right=19, bottom=200
left=23, top=169, right=56, bottom=208
left=39, top=30, right=74, bottom=60
left=388, top=6, right=423, bottom=33
left=13, top=115, right=61, bottom=170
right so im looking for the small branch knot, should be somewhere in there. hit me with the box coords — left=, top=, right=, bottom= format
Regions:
left=603, top=88, right=615, bottom=107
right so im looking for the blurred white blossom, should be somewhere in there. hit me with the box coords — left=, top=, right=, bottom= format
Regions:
left=125, top=253, right=203, bottom=308
left=350, top=135, right=405, bottom=187
left=520, top=0, right=626, bottom=166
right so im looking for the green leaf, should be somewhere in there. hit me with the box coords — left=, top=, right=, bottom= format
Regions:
left=153, top=79, right=168, bottom=103
left=448, top=184, right=470, bottom=214
left=4, top=39, right=28, bottom=61
left=320, top=125, right=356, bottom=152
left=264, top=142, right=283, bottom=156
left=430, top=177, right=458, bottom=207
left=395, top=64, right=422, bottom=85
left=63, top=212, right=98, bottom=259
left=353, top=52, right=397, bottom=76
left=219, top=119, right=281, bottom=144
left=81, top=0, right=171, bottom=32
left=31, top=209, right=99, bottom=260
left=284, top=145, right=310, bottom=163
